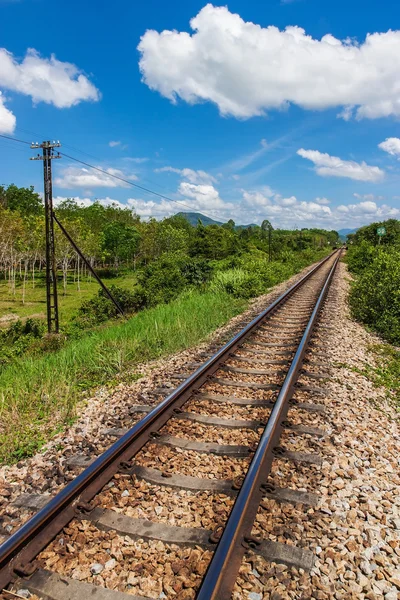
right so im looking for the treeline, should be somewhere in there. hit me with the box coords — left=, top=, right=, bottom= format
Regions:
left=347, top=219, right=400, bottom=344
left=0, top=183, right=339, bottom=296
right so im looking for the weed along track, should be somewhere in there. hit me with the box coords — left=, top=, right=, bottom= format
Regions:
left=0, top=251, right=341, bottom=600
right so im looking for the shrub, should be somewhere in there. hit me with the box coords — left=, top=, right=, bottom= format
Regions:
left=138, top=253, right=213, bottom=307
left=346, top=240, right=376, bottom=275
left=76, top=284, right=141, bottom=327
left=211, top=269, right=259, bottom=298
left=349, top=248, right=400, bottom=344
left=0, top=318, right=44, bottom=368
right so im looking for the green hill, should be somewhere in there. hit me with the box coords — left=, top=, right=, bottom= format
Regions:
left=175, top=212, right=259, bottom=230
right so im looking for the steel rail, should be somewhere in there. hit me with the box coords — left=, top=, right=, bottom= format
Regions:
left=0, top=251, right=337, bottom=590
left=196, top=250, right=341, bottom=600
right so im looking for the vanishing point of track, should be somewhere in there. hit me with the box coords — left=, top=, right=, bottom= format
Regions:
left=0, top=250, right=342, bottom=600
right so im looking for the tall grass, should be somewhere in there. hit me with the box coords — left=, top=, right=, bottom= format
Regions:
left=0, top=290, right=246, bottom=464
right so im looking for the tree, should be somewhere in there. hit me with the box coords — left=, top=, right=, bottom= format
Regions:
left=101, top=222, right=141, bottom=267
left=0, top=184, right=43, bottom=216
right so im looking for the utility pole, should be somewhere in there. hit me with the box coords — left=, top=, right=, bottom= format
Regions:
left=30, top=141, right=61, bottom=334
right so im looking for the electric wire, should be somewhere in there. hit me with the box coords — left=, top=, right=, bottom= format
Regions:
left=0, top=132, right=229, bottom=223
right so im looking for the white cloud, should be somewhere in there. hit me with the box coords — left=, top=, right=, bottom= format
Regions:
left=138, top=5, right=400, bottom=120
left=241, top=189, right=332, bottom=225
left=336, top=201, right=399, bottom=221
left=297, top=149, right=384, bottom=182
left=0, top=47, right=100, bottom=108
left=242, top=190, right=272, bottom=207
left=378, top=137, right=400, bottom=158
left=353, top=193, right=384, bottom=201
left=0, top=91, right=16, bottom=133
left=239, top=189, right=399, bottom=228
left=279, top=196, right=298, bottom=206
left=179, top=181, right=234, bottom=213
left=55, top=166, right=137, bottom=189
left=124, top=157, right=149, bottom=163
left=315, top=197, right=330, bottom=205
left=109, top=141, right=121, bottom=147
left=156, top=166, right=217, bottom=184
left=53, top=196, right=127, bottom=209
left=127, top=198, right=177, bottom=218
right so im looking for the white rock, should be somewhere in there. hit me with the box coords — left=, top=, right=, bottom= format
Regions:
left=360, top=561, right=373, bottom=576
left=248, top=594, right=262, bottom=600
left=105, top=558, right=117, bottom=570
left=121, top=490, right=130, bottom=497
left=90, top=563, right=104, bottom=575
left=16, top=590, right=31, bottom=598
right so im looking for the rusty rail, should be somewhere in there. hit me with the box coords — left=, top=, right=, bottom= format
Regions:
left=196, top=250, right=341, bottom=599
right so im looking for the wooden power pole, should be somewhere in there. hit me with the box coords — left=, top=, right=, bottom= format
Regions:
left=30, top=141, right=61, bottom=334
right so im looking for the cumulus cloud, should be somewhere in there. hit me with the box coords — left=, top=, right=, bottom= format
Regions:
left=315, top=197, right=330, bottom=205
left=53, top=196, right=127, bottom=209
left=353, top=193, right=384, bottom=201
left=241, top=188, right=400, bottom=228
left=138, top=4, right=400, bottom=119
left=155, top=166, right=217, bottom=184
left=179, top=181, right=234, bottom=212
left=242, top=189, right=332, bottom=225
left=336, top=201, right=399, bottom=220
left=0, top=47, right=100, bottom=108
left=378, top=137, right=400, bottom=158
left=55, top=166, right=137, bottom=189
left=0, top=91, right=16, bottom=133
left=297, top=149, right=384, bottom=182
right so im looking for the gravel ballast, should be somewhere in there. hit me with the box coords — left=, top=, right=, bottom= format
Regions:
left=2, top=257, right=400, bottom=600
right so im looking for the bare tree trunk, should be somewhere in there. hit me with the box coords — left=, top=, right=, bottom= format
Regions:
left=22, top=260, right=28, bottom=304
left=77, top=256, right=80, bottom=291
left=63, top=259, right=68, bottom=296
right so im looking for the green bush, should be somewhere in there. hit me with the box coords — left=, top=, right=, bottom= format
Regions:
left=76, top=284, right=141, bottom=327
left=211, top=269, right=259, bottom=298
left=138, top=253, right=213, bottom=307
left=0, top=318, right=44, bottom=368
left=349, top=248, right=400, bottom=344
left=346, top=240, right=376, bottom=275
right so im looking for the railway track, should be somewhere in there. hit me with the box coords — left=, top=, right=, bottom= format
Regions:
left=0, top=250, right=341, bottom=600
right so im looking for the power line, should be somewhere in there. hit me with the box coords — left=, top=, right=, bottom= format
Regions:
left=16, top=126, right=207, bottom=199
left=60, top=152, right=228, bottom=221
left=0, top=133, right=31, bottom=145
left=0, top=133, right=229, bottom=223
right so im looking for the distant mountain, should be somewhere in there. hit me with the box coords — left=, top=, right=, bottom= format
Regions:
left=338, top=228, right=358, bottom=241
left=175, top=212, right=259, bottom=230
left=235, top=223, right=259, bottom=230
left=175, top=212, right=223, bottom=227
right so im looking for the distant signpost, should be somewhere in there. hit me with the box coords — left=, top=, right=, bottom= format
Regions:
left=377, top=226, right=386, bottom=244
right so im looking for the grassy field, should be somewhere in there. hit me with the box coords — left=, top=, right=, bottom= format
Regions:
left=0, top=271, right=137, bottom=328
left=0, top=290, right=246, bottom=464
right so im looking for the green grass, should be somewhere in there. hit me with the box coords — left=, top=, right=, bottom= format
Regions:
left=362, top=344, right=400, bottom=410
left=0, top=270, right=137, bottom=327
left=0, top=290, right=246, bottom=464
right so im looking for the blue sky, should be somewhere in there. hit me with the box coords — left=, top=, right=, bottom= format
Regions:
left=1, top=0, right=400, bottom=229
